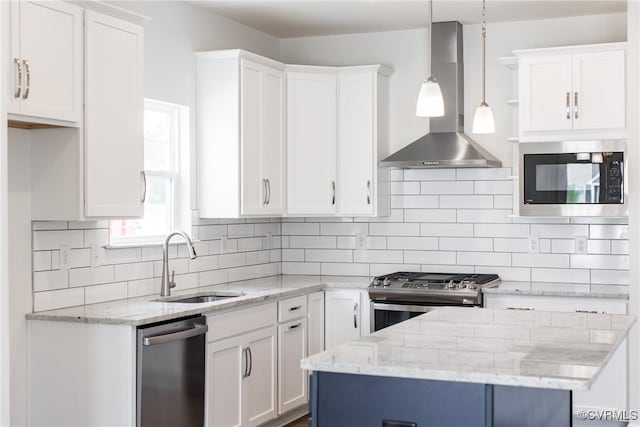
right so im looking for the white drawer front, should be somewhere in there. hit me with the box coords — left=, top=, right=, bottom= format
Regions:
left=278, top=295, right=308, bottom=323
left=207, top=302, right=277, bottom=342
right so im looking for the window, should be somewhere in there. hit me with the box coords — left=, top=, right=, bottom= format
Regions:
left=109, top=99, right=190, bottom=245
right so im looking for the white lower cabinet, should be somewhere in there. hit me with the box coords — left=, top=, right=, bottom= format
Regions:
left=206, top=303, right=277, bottom=427
left=308, top=291, right=325, bottom=356
left=484, top=294, right=628, bottom=418
left=278, top=318, right=308, bottom=414
left=325, top=290, right=369, bottom=349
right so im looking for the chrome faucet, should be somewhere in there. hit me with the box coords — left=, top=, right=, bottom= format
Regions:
left=161, top=231, right=198, bottom=297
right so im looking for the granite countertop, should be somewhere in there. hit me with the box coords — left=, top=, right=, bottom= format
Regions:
left=26, top=275, right=370, bottom=326
left=483, top=281, right=629, bottom=299
left=301, top=307, right=635, bottom=390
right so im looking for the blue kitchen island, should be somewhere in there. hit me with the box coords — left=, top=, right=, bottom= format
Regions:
left=301, top=307, right=634, bottom=427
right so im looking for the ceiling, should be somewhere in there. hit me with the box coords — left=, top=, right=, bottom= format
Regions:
left=192, top=0, right=626, bottom=38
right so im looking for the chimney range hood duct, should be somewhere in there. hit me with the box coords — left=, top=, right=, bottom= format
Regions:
left=381, top=21, right=501, bottom=169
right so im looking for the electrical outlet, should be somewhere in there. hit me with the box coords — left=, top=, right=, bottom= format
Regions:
left=527, top=236, right=539, bottom=254
left=59, top=245, right=71, bottom=271
left=356, top=233, right=367, bottom=250
left=575, top=236, right=588, bottom=255
left=91, top=244, right=102, bottom=268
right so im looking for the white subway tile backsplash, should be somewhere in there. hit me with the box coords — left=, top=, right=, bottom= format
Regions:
left=439, top=195, right=493, bottom=209
left=85, top=282, right=128, bottom=305
left=84, top=229, right=109, bottom=247
left=404, top=209, right=456, bottom=223
left=228, top=224, right=255, bottom=238
left=587, top=240, right=611, bottom=255
left=127, top=278, right=161, bottom=298
left=320, top=223, right=368, bottom=236
left=591, top=269, right=629, bottom=285
left=290, top=236, right=336, bottom=249
left=370, top=223, right=420, bottom=236
left=493, top=238, right=528, bottom=253
left=306, top=249, right=353, bottom=263
left=551, top=239, right=575, bottom=254
left=421, top=223, right=473, bottom=237
left=369, top=263, right=420, bottom=276
left=387, top=237, right=438, bottom=250
left=493, top=195, right=513, bottom=209
left=101, top=247, right=141, bottom=265
left=70, top=266, right=115, bottom=287
left=114, top=262, right=154, bottom=282
left=282, top=249, right=305, bottom=262
left=354, top=250, right=403, bottom=264
left=571, top=255, right=629, bottom=270
left=589, top=225, right=629, bottom=240
left=421, top=181, right=473, bottom=195
left=611, top=240, right=629, bottom=255
left=456, top=168, right=512, bottom=181
left=404, top=169, right=456, bottom=181
left=198, top=224, right=228, bottom=240
left=531, top=268, right=590, bottom=284
left=457, top=252, right=510, bottom=267
left=282, top=223, right=319, bottom=236
left=391, top=181, right=420, bottom=195
left=474, top=181, right=513, bottom=195
left=531, top=224, right=589, bottom=238
left=282, top=262, right=321, bottom=275
left=219, top=253, right=247, bottom=269
left=34, top=287, right=84, bottom=311
left=321, top=263, right=369, bottom=276
left=512, top=253, right=570, bottom=269
left=199, top=269, right=228, bottom=287
left=33, top=230, right=84, bottom=250
left=391, top=195, right=438, bottom=209
left=404, top=251, right=456, bottom=265
left=475, top=224, right=530, bottom=238
left=33, top=270, right=69, bottom=292
left=157, top=258, right=190, bottom=276
left=456, top=210, right=512, bottom=224
left=440, top=238, right=492, bottom=252
left=390, top=169, right=403, bottom=181
left=476, top=266, right=530, bottom=282
left=33, top=251, right=52, bottom=271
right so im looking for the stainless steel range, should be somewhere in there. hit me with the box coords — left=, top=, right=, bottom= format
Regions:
left=369, top=272, right=500, bottom=331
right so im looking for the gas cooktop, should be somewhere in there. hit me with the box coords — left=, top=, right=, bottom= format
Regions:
left=368, top=272, right=500, bottom=305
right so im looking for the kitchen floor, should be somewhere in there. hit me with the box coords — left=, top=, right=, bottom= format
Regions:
left=285, top=416, right=309, bottom=427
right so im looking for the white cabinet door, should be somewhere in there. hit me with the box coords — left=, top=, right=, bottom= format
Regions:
left=278, top=319, right=308, bottom=414
left=10, top=0, right=82, bottom=123
left=244, top=326, right=277, bottom=426
left=519, top=55, right=573, bottom=132
left=240, top=59, right=263, bottom=215
left=206, top=335, right=244, bottom=427
left=308, top=291, right=325, bottom=356
left=287, top=71, right=337, bottom=215
left=325, top=290, right=362, bottom=349
left=260, top=67, right=286, bottom=214
left=338, top=71, right=375, bottom=216
left=572, top=50, right=626, bottom=131
left=84, top=11, right=144, bottom=217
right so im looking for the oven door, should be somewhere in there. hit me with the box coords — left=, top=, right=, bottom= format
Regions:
left=519, top=140, right=627, bottom=217
left=371, top=302, right=437, bottom=332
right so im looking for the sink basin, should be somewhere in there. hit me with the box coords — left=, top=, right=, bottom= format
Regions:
left=160, top=292, right=244, bottom=304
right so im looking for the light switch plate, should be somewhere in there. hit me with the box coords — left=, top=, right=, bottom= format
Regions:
left=528, top=236, right=539, bottom=254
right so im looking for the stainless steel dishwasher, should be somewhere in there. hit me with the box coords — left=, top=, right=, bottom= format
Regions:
left=136, top=315, right=208, bottom=427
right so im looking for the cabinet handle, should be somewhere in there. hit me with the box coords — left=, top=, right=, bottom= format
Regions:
left=242, top=347, right=249, bottom=378
left=505, top=307, right=534, bottom=311
left=14, top=58, right=22, bottom=99
left=366, top=180, right=371, bottom=205
left=289, top=322, right=302, bottom=330
left=262, top=179, right=268, bottom=205
left=247, top=347, right=253, bottom=377
left=574, top=92, right=579, bottom=119
left=140, top=171, right=147, bottom=204
left=575, top=309, right=599, bottom=314
left=565, top=92, right=570, bottom=119
left=22, top=60, right=30, bottom=100
left=266, top=179, right=271, bottom=205
left=331, top=181, right=336, bottom=205
left=353, top=302, right=358, bottom=328
left=289, top=305, right=302, bottom=311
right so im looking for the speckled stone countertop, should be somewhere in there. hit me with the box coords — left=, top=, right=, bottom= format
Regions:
left=301, top=307, right=635, bottom=390
left=26, top=275, right=370, bottom=326
left=483, top=281, right=629, bottom=299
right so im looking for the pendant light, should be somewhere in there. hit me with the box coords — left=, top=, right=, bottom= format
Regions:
left=416, top=0, right=444, bottom=117
left=472, top=0, right=495, bottom=134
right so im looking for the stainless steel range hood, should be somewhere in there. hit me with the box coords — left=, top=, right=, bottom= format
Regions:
left=381, top=21, right=501, bottom=169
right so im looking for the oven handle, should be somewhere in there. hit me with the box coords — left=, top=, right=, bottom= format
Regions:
left=371, top=303, right=437, bottom=313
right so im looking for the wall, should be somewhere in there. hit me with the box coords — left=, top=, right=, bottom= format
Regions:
left=279, top=12, right=627, bottom=166
left=281, top=168, right=629, bottom=287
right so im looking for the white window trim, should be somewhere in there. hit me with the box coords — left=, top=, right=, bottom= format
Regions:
left=108, top=99, right=192, bottom=248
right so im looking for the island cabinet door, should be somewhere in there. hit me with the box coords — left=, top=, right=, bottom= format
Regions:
left=206, top=335, right=244, bottom=427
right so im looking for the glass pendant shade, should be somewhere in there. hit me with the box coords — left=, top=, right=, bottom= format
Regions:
left=472, top=102, right=495, bottom=134
left=416, top=77, right=445, bottom=117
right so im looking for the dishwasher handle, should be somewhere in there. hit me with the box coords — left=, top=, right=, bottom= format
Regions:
left=143, top=323, right=208, bottom=346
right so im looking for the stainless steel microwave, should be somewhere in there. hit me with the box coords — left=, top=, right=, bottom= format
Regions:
left=519, top=140, right=627, bottom=217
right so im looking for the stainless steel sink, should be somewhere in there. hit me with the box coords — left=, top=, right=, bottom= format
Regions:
left=159, top=292, right=244, bottom=304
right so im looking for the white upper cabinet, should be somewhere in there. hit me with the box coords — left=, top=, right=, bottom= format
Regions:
left=287, top=70, right=338, bottom=215
left=84, top=11, right=144, bottom=217
left=197, top=51, right=286, bottom=218
left=287, top=65, right=392, bottom=217
left=517, top=43, right=626, bottom=142
left=9, top=0, right=82, bottom=125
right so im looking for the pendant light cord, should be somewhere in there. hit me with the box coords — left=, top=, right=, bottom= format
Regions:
left=481, top=0, right=487, bottom=103
left=427, top=0, right=433, bottom=77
